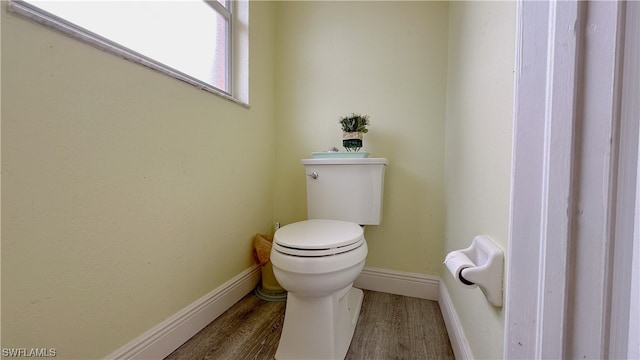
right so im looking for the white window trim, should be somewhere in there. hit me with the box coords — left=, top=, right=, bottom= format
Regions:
left=8, top=0, right=250, bottom=108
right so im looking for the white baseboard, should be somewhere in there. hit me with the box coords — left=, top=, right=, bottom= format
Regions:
left=354, top=267, right=440, bottom=301
left=107, top=266, right=472, bottom=360
left=106, top=265, right=261, bottom=360
left=438, top=281, right=474, bottom=360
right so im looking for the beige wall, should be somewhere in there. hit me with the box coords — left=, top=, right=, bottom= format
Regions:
left=1, top=2, right=275, bottom=358
left=2, top=1, right=517, bottom=358
left=274, top=1, right=449, bottom=274
left=444, top=2, right=515, bottom=359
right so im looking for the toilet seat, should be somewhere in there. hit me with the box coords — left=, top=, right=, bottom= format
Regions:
left=274, top=219, right=364, bottom=257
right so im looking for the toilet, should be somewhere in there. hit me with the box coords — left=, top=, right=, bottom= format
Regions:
left=271, top=157, right=387, bottom=360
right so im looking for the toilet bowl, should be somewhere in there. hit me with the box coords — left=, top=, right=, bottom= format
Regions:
left=271, top=219, right=368, bottom=360
left=271, top=157, right=387, bottom=360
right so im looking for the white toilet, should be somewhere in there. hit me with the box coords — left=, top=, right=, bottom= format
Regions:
left=271, top=157, right=387, bottom=360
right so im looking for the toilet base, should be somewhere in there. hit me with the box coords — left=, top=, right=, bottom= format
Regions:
left=275, top=285, right=364, bottom=360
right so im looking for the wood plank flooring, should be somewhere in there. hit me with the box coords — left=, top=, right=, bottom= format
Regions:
left=165, top=289, right=454, bottom=360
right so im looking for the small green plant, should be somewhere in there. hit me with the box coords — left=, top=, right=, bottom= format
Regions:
left=339, top=113, right=370, bottom=133
left=339, top=113, right=370, bottom=152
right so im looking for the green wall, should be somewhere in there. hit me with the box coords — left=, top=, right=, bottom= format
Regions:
left=444, top=2, right=516, bottom=358
left=1, top=1, right=516, bottom=358
left=1, top=2, right=276, bottom=358
left=274, top=1, right=449, bottom=275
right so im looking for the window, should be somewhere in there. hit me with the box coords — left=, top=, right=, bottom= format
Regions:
left=9, top=0, right=249, bottom=106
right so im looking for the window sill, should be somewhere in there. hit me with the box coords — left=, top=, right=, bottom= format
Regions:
left=8, top=0, right=251, bottom=109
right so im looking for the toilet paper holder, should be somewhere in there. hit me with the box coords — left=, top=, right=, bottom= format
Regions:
left=444, top=235, right=504, bottom=307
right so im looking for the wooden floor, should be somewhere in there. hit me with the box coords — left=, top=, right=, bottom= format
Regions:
left=165, top=289, right=454, bottom=360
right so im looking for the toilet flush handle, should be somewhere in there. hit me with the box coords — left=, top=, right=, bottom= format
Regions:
left=307, top=171, right=319, bottom=179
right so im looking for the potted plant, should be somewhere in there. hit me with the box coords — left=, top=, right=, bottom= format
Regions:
left=339, top=113, right=369, bottom=152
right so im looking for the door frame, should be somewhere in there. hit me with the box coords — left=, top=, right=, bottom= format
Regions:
left=504, top=1, right=639, bottom=358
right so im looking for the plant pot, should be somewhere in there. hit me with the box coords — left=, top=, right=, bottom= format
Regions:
left=343, top=131, right=363, bottom=152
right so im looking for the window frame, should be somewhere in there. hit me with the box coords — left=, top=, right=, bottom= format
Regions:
left=206, top=0, right=232, bottom=95
left=8, top=0, right=249, bottom=107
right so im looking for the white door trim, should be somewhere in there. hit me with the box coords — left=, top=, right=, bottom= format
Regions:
left=505, top=0, right=638, bottom=358
left=615, top=2, right=640, bottom=358
left=504, top=1, right=579, bottom=356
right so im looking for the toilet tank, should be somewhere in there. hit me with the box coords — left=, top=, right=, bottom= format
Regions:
left=301, top=158, right=387, bottom=225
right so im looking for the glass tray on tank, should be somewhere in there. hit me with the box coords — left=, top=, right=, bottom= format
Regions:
left=311, top=151, right=370, bottom=159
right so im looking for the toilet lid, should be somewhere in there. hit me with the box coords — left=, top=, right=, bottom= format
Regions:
left=274, top=219, right=364, bottom=256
